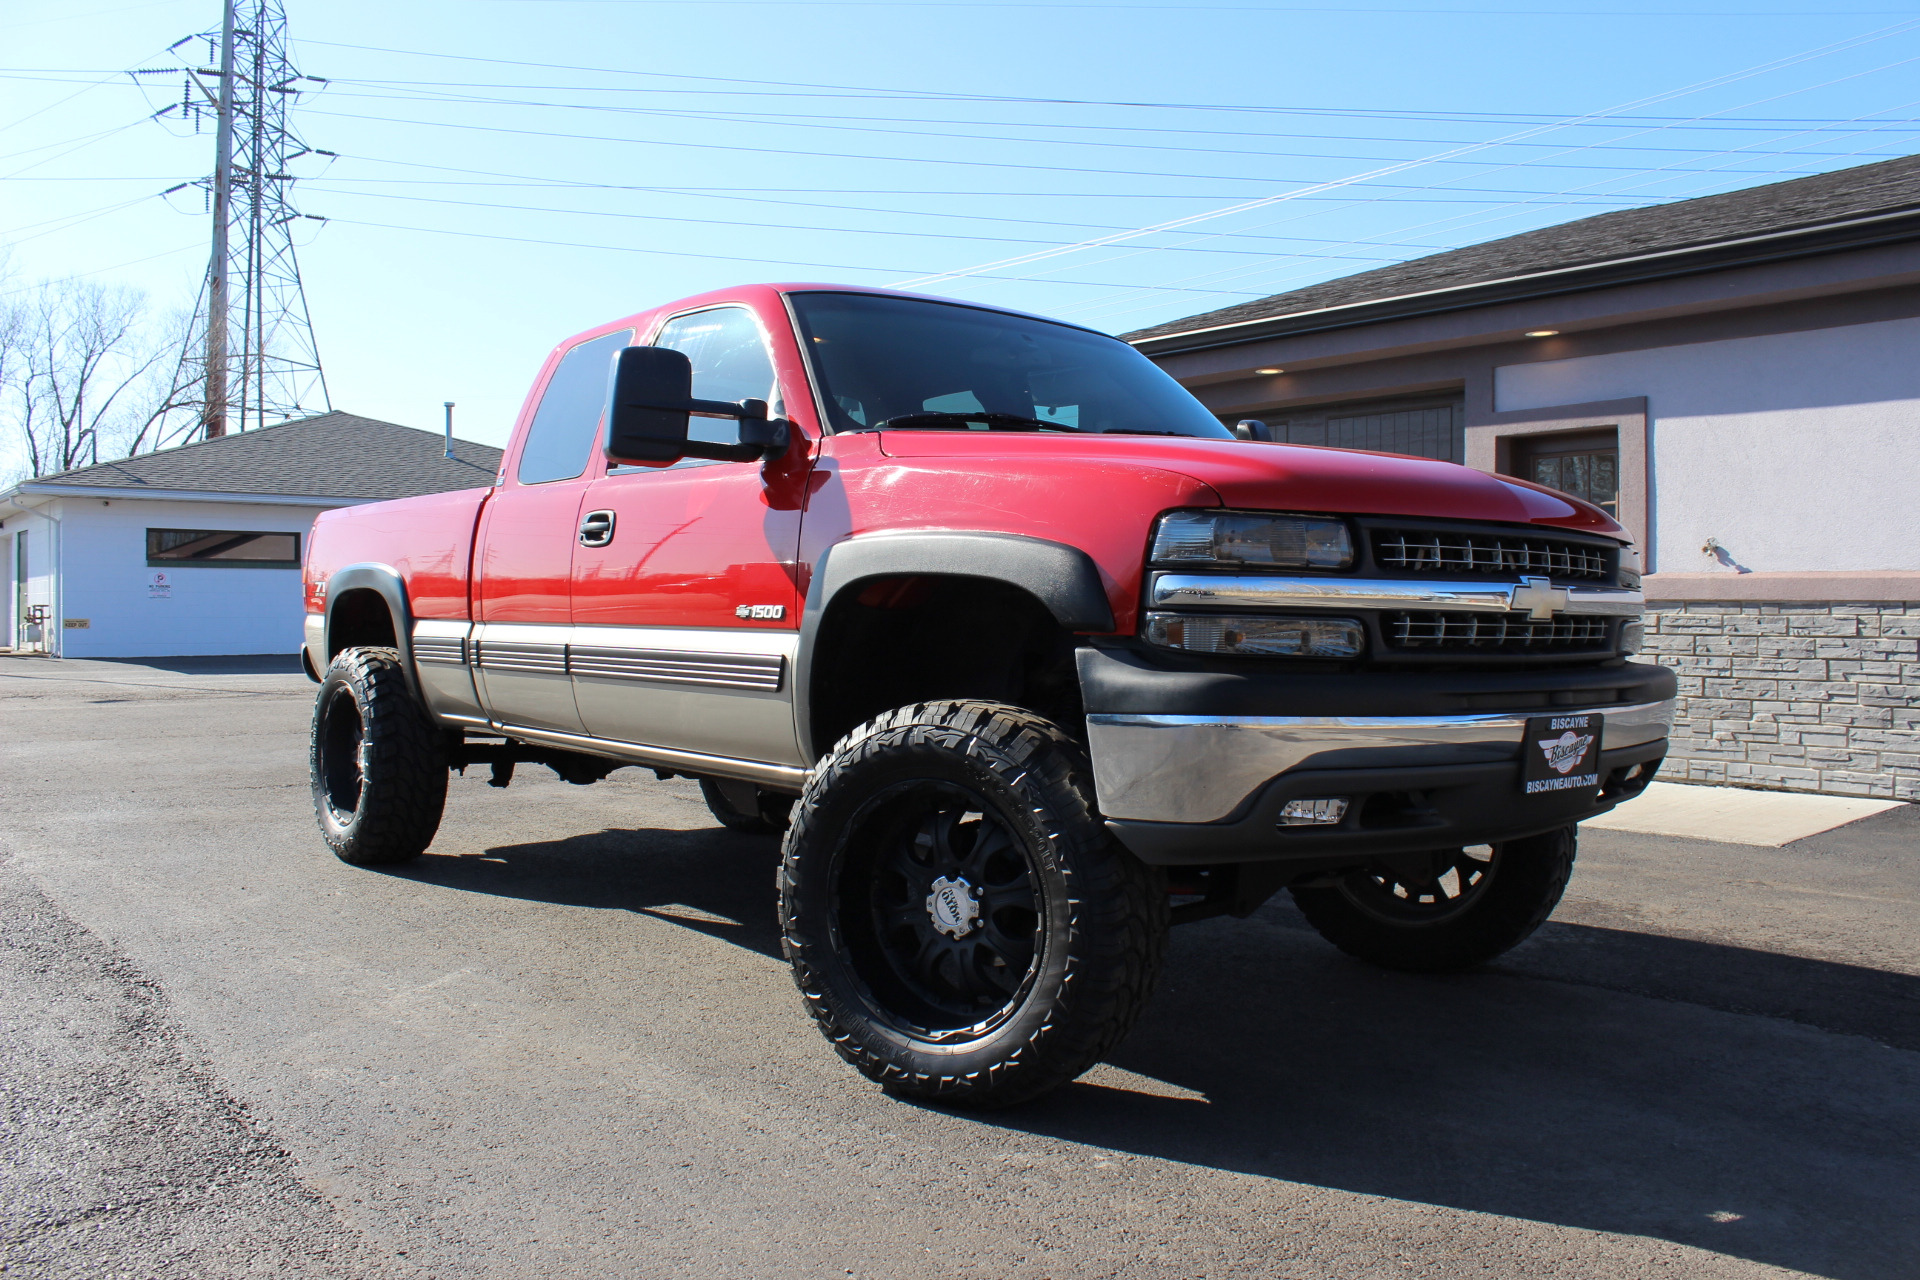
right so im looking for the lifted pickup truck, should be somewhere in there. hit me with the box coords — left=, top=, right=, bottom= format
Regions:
left=303, top=284, right=1674, bottom=1107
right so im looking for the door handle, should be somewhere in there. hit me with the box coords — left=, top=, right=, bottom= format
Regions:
left=578, top=509, right=616, bottom=547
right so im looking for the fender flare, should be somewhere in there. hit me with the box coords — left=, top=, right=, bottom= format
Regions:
left=323, top=562, right=419, bottom=697
left=793, top=531, right=1116, bottom=761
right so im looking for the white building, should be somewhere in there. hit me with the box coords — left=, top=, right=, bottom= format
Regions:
left=1, top=412, right=501, bottom=659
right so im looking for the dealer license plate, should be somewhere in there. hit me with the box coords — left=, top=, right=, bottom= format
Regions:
left=1521, top=713, right=1603, bottom=796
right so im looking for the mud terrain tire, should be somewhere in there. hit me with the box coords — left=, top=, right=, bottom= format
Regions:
left=700, top=777, right=794, bottom=835
left=1289, top=826, right=1576, bottom=972
left=310, top=646, right=446, bottom=866
left=779, top=700, right=1167, bottom=1109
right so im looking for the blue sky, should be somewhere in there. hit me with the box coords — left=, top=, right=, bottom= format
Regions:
left=5, top=0, right=1920, bottom=450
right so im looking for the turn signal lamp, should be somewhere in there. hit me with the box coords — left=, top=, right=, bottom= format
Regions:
left=1145, top=613, right=1364, bottom=658
left=1151, top=511, right=1353, bottom=569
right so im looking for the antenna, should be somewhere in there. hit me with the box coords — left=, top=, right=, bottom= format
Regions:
left=162, top=0, right=330, bottom=443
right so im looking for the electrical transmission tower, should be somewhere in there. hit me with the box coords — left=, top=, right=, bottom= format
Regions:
left=164, top=0, right=330, bottom=442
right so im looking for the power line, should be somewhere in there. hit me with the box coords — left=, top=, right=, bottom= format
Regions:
left=292, top=37, right=1920, bottom=125
left=303, top=106, right=1699, bottom=196
left=322, top=216, right=1275, bottom=295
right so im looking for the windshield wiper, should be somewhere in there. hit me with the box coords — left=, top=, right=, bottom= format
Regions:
left=874, top=411, right=1081, bottom=433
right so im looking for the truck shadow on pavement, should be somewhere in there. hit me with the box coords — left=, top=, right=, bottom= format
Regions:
left=389, top=823, right=1919, bottom=1280
left=391, top=824, right=789, bottom=960
left=991, top=911, right=1920, bottom=1280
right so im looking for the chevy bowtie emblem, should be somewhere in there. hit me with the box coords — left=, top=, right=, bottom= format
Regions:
left=1511, top=576, right=1570, bottom=620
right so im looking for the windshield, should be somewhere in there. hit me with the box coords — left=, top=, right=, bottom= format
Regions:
left=788, top=292, right=1234, bottom=439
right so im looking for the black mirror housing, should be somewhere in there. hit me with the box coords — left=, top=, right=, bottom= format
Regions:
left=1233, top=418, right=1273, bottom=442
left=604, top=345, right=792, bottom=466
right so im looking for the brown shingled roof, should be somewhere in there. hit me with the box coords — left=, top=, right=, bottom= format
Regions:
left=1123, top=153, right=1920, bottom=345
left=23, top=412, right=502, bottom=500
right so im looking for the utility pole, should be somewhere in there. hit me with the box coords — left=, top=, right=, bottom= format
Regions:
left=163, top=0, right=331, bottom=445
left=203, top=0, right=236, bottom=439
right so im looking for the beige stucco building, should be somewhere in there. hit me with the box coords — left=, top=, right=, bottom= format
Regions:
left=1129, top=155, right=1920, bottom=800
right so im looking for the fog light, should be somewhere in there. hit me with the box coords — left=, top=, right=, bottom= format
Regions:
left=1621, top=620, right=1646, bottom=655
left=1146, top=612, right=1364, bottom=658
left=1278, top=798, right=1349, bottom=827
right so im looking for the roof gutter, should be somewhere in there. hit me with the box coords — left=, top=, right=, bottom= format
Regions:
left=2, top=483, right=383, bottom=507
left=1127, top=204, right=1920, bottom=357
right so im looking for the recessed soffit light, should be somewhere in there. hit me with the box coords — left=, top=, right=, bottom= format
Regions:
left=1525, top=329, right=1560, bottom=338
left=1254, top=367, right=1285, bottom=375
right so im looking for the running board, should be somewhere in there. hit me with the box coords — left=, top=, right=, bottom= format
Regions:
left=488, top=721, right=809, bottom=794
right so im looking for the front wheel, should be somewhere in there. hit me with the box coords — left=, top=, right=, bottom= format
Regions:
left=1289, top=826, right=1575, bottom=972
left=310, top=646, right=447, bottom=866
left=779, top=701, right=1167, bottom=1108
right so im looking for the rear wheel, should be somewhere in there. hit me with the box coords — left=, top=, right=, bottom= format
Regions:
left=700, top=776, right=794, bottom=835
left=780, top=700, right=1167, bottom=1108
left=310, top=646, right=446, bottom=866
left=1289, top=826, right=1575, bottom=972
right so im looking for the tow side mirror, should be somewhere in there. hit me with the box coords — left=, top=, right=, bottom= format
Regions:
left=603, top=345, right=791, bottom=466
left=1232, top=418, right=1273, bottom=442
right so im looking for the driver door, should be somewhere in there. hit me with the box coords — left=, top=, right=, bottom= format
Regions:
left=569, top=305, right=811, bottom=766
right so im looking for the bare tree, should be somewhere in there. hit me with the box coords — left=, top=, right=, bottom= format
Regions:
left=1, top=281, right=176, bottom=478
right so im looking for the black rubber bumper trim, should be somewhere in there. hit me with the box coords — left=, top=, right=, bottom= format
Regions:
left=1077, top=641, right=1676, bottom=718
left=1106, top=741, right=1665, bottom=867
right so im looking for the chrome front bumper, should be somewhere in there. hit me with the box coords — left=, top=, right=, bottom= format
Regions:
left=1086, top=698, right=1675, bottom=824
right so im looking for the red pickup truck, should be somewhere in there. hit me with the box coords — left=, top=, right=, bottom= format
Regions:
left=303, top=283, right=1673, bottom=1107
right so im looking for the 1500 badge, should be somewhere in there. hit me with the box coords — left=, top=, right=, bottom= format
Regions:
left=736, top=604, right=785, bottom=620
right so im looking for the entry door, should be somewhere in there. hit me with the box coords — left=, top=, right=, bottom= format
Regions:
left=570, top=306, right=812, bottom=766
left=473, top=327, right=632, bottom=734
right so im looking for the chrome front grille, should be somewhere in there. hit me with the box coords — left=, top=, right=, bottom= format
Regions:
left=1389, top=610, right=1612, bottom=651
left=1374, top=529, right=1610, bottom=580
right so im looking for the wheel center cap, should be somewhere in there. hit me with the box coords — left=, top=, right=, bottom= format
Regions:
left=926, top=875, right=982, bottom=939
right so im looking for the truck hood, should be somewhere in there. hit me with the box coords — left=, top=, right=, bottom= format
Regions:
left=875, top=431, right=1626, bottom=538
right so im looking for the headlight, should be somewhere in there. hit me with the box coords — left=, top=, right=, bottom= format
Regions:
left=1146, top=612, right=1364, bottom=658
left=1151, top=510, right=1353, bottom=569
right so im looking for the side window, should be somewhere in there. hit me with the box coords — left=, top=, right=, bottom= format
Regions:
left=653, top=307, right=777, bottom=447
left=516, top=328, right=633, bottom=484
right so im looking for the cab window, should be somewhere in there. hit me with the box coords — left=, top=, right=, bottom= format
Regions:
left=517, top=328, right=634, bottom=484
left=653, top=307, right=778, bottom=448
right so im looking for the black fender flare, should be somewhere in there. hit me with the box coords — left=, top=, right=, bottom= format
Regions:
left=323, top=562, right=419, bottom=698
left=793, top=531, right=1116, bottom=761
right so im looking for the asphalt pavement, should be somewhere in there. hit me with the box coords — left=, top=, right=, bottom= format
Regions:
left=1, top=654, right=1915, bottom=1280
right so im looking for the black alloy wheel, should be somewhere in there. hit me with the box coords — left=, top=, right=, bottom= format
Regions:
left=1336, top=845, right=1498, bottom=926
left=780, top=700, right=1167, bottom=1108
left=1289, top=826, right=1576, bottom=973
left=837, top=780, right=1041, bottom=1035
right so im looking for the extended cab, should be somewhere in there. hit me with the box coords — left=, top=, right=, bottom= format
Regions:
left=303, top=284, right=1674, bottom=1107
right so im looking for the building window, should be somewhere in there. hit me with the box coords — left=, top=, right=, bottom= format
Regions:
left=1259, top=394, right=1464, bottom=462
left=146, top=528, right=301, bottom=568
left=1512, top=428, right=1619, bottom=518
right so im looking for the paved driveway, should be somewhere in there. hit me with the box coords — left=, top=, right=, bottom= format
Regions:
left=2, top=655, right=1916, bottom=1279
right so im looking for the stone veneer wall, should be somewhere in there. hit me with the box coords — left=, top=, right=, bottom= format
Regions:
left=1639, top=601, right=1920, bottom=800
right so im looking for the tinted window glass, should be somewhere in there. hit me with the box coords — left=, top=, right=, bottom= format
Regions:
left=654, top=307, right=778, bottom=448
left=517, top=328, right=633, bottom=484
left=147, top=528, right=299, bottom=567
left=789, top=292, right=1231, bottom=438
